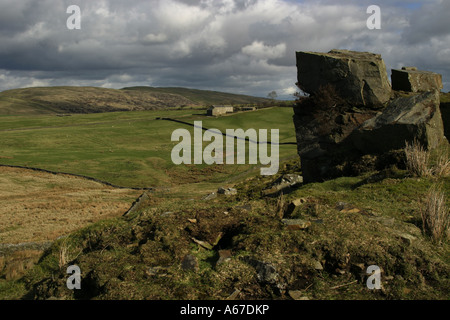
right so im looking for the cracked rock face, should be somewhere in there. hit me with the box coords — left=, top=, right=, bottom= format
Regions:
left=351, top=91, right=445, bottom=153
left=391, top=67, right=443, bottom=93
left=293, top=49, right=447, bottom=183
left=296, top=49, right=392, bottom=108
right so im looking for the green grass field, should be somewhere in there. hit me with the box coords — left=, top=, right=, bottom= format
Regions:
left=0, top=107, right=297, bottom=188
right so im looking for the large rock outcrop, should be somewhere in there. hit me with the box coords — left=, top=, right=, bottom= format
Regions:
left=293, top=49, right=446, bottom=183
left=296, top=49, right=392, bottom=108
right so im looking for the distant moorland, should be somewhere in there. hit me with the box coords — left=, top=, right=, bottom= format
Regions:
left=0, top=86, right=273, bottom=115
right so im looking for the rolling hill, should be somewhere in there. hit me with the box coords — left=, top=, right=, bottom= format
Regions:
left=0, top=86, right=271, bottom=115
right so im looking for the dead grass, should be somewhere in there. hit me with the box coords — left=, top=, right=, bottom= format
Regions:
left=1, top=250, right=42, bottom=280
left=404, top=140, right=450, bottom=178
left=420, top=184, right=449, bottom=244
left=0, top=166, right=141, bottom=244
left=404, top=139, right=432, bottom=177
left=432, top=152, right=450, bottom=178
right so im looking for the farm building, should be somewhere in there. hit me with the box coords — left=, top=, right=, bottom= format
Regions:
left=207, top=105, right=234, bottom=116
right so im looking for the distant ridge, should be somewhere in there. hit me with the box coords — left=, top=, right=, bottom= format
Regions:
left=121, top=86, right=270, bottom=106
left=0, top=86, right=270, bottom=115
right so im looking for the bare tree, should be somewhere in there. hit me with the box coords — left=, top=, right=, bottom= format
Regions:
left=267, top=90, right=278, bottom=99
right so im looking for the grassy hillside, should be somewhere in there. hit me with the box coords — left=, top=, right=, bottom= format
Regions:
left=122, top=86, right=271, bottom=106
left=0, top=107, right=297, bottom=189
left=0, top=86, right=271, bottom=115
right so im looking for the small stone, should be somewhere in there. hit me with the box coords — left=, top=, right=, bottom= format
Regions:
left=292, top=198, right=307, bottom=207
left=226, top=289, right=241, bottom=300
left=335, top=202, right=349, bottom=211
left=398, top=233, right=417, bottom=246
left=203, top=192, right=217, bottom=201
left=282, top=219, right=311, bottom=230
left=191, top=237, right=213, bottom=250
left=284, top=199, right=307, bottom=217
left=352, top=263, right=365, bottom=272
left=218, top=187, right=237, bottom=195
left=217, top=250, right=232, bottom=266
left=181, top=254, right=199, bottom=272
left=188, top=218, right=197, bottom=224
left=211, top=232, right=224, bottom=246
left=336, top=268, right=346, bottom=275
left=288, top=290, right=308, bottom=300
left=402, top=223, right=422, bottom=237
left=263, top=174, right=303, bottom=195
left=241, top=257, right=279, bottom=284
left=313, top=260, right=323, bottom=271
left=281, top=174, right=303, bottom=185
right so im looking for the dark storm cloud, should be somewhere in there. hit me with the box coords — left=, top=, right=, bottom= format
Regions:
left=0, top=0, right=448, bottom=98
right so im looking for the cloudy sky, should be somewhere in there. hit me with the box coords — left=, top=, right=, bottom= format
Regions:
left=0, top=0, right=448, bottom=99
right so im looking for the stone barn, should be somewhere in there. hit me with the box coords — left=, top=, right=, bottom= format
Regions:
left=207, top=105, right=234, bottom=116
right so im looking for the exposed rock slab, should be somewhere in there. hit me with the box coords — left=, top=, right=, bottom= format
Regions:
left=392, top=67, right=443, bottom=93
left=351, top=91, right=445, bottom=153
left=293, top=49, right=447, bottom=183
left=296, top=49, right=391, bottom=107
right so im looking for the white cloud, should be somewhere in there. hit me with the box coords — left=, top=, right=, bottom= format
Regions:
left=0, top=0, right=449, bottom=96
left=281, top=86, right=297, bottom=96
left=242, top=41, right=286, bottom=60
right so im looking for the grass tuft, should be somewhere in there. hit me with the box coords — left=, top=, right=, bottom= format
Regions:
left=420, top=184, right=449, bottom=244
left=404, top=139, right=432, bottom=177
left=432, top=152, right=450, bottom=178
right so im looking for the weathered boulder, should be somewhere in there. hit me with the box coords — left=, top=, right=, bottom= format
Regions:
left=293, top=97, right=377, bottom=183
left=296, top=49, right=391, bottom=108
left=293, top=49, right=447, bottom=183
left=391, top=67, right=443, bottom=93
left=351, top=91, right=445, bottom=153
